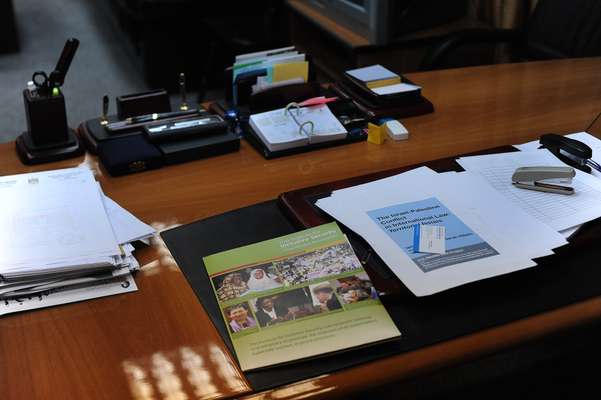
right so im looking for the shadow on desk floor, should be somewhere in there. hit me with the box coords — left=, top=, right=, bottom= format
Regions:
left=347, top=319, right=601, bottom=400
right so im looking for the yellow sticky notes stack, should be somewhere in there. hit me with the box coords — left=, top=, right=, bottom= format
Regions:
left=366, top=76, right=401, bottom=89
left=367, top=123, right=386, bottom=144
left=272, top=61, right=309, bottom=83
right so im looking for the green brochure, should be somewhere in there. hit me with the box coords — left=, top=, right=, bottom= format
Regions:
left=203, top=222, right=401, bottom=371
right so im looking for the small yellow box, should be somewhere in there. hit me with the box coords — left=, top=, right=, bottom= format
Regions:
left=367, top=122, right=386, bottom=144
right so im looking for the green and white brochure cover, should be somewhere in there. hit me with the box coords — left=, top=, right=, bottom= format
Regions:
left=203, top=222, right=401, bottom=371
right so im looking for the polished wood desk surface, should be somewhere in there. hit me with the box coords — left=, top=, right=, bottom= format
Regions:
left=2, top=58, right=601, bottom=399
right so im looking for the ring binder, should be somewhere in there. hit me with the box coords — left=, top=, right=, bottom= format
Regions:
left=284, top=102, right=315, bottom=140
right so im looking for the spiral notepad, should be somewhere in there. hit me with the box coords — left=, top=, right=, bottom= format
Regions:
left=249, top=104, right=347, bottom=152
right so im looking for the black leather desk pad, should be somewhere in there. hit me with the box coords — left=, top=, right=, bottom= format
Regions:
left=162, top=196, right=601, bottom=392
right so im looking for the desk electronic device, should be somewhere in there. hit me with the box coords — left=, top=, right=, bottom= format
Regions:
left=79, top=75, right=239, bottom=176
left=16, top=38, right=83, bottom=164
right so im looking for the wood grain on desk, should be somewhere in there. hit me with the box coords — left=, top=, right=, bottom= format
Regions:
left=1, top=58, right=601, bottom=400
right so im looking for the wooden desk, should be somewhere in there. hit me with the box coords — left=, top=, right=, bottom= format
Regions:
left=2, top=58, right=601, bottom=399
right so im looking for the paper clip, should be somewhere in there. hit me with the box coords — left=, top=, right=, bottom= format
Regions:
left=284, top=102, right=314, bottom=141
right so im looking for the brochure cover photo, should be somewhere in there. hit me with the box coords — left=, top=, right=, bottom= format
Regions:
left=203, top=222, right=401, bottom=371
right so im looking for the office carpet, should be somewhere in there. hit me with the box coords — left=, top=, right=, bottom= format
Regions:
left=0, top=0, right=149, bottom=143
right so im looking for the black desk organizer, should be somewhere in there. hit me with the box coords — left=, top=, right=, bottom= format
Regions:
left=240, top=85, right=370, bottom=159
left=78, top=92, right=240, bottom=176
left=161, top=147, right=601, bottom=392
left=224, top=62, right=434, bottom=159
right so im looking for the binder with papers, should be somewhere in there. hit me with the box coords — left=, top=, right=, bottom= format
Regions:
left=248, top=103, right=347, bottom=152
left=243, top=96, right=369, bottom=159
left=0, top=168, right=154, bottom=315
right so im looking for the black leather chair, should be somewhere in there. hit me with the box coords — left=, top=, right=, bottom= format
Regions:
left=421, top=0, right=601, bottom=71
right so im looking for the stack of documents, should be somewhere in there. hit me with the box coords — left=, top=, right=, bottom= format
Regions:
left=315, top=167, right=570, bottom=296
left=460, top=134, right=601, bottom=237
left=0, top=168, right=154, bottom=315
left=232, top=46, right=309, bottom=100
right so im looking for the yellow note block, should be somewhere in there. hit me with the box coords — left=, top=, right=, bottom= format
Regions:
left=366, top=77, right=401, bottom=89
left=367, top=123, right=385, bottom=144
left=272, top=61, right=309, bottom=83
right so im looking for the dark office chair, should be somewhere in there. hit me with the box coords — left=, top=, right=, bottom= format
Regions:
left=197, top=0, right=289, bottom=101
left=0, top=0, right=19, bottom=53
left=420, top=0, right=601, bottom=71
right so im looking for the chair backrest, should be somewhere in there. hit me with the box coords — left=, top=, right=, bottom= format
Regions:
left=525, top=0, right=601, bottom=59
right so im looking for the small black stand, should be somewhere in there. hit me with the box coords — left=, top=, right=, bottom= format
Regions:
left=15, top=89, right=83, bottom=165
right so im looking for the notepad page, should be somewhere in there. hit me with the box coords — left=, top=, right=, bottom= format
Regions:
left=346, top=64, right=398, bottom=83
left=371, top=83, right=421, bottom=95
left=249, top=109, right=308, bottom=149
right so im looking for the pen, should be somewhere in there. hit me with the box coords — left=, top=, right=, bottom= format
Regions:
left=586, top=158, right=601, bottom=173
left=179, top=72, right=189, bottom=111
left=100, top=95, right=109, bottom=126
left=298, top=96, right=338, bottom=107
left=105, top=109, right=200, bottom=132
left=47, top=38, right=79, bottom=90
left=330, top=84, right=376, bottom=119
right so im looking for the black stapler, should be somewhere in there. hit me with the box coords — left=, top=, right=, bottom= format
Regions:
left=539, top=133, right=601, bottom=173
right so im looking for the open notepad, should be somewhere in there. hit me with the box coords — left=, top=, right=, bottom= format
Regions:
left=249, top=104, right=347, bottom=152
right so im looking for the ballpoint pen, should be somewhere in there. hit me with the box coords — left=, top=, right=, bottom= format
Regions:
left=179, top=72, right=189, bottom=111
left=100, top=95, right=109, bottom=126
left=105, top=109, right=200, bottom=132
left=298, top=96, right=338, bottom=107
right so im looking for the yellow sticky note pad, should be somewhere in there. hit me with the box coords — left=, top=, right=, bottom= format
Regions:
left=367, top=123, right=385, bottom=144
left=272, top=61, right=309, bottom=83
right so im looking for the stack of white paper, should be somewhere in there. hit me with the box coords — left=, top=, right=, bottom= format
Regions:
left=457, top=147, right=601, bottom=237
left=0, top=168, right=154, bottom=315
left=315, top=167, right=569, bottom=296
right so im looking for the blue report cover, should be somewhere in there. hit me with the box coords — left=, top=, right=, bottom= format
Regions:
left=367, top=197, right=498, bottom=272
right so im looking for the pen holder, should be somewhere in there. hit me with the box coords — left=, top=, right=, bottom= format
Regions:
left=16, top=89, right=83, bottom=164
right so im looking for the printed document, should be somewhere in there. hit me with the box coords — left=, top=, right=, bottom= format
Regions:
left=316, top=167, right=567, bottom=296
left=457, top=149, right=601, bottom=231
